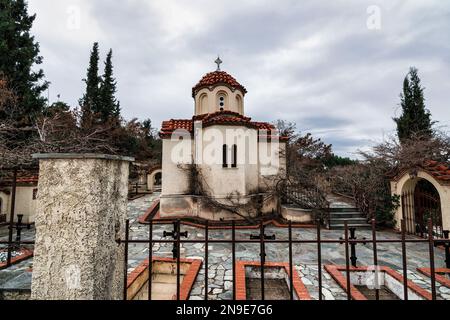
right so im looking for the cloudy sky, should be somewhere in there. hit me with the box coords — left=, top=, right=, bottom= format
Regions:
left=28, top=0, right=450, bottom=158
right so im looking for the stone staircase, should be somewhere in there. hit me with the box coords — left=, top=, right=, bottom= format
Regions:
left=327, top=194, right=371, bottom=230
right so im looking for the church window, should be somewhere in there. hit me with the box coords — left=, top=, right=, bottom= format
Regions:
left=231, top=144, right=237, bottom=168
left=222, top=144, right=228, bottom=168
left=217, top=93, right=227, bottom=110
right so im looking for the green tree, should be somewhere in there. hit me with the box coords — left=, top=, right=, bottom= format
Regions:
left=324, top=154, right=356, bottom=168
left=99, top=49, right=120, bottom=122
left=0, top=0, right=48, bottom=123
left=79, top=42, right=101, bottom=129
left=394, top=67, right=433, bottom=142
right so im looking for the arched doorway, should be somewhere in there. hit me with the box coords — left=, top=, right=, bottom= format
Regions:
left=405, top=179, right=443, bottom=237
left=147, top=167, right=162, bottom=192
left=154, top=172, right=162, bottom=188
left=391, top=163, right=450, bottom=236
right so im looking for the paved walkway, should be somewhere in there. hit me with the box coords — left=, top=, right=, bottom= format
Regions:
left=1, top=194, right=448, bottom=300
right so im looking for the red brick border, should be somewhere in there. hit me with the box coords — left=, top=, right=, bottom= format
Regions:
left=417, top=267, right=450, bottom=289
left=0, top=248, right=34, bottom=270
left=324, top=265, right=432, bottom=300
left=235, top=261, right=312, bottom=300
left=138, top=199, right=316, bottom=230
left=137, top=199, right=160, bottom=224
left=127, top=257, right=202, bottom=300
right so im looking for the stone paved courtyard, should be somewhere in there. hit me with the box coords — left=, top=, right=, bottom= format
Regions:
left=1, top=194, right=449, bottom=300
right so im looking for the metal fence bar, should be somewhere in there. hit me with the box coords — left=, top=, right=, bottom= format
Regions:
left=344, top=221, right=351, bottom=301
left=316, top=218, right=323, bottom=301
left=176, top=219, right=181, bottom=301
left=260, top=221, right=265, bottom=301
left=428, top=219, right=437, bottom=300
left=401, top=219, right=409, bottom=300
left=204, top=220, right=209, bottom=300
left=120, top=238, right=434, bottom=245
left=371, top=219, right=380, bottom=300
left=6, top=168, right=17, bottom=267
left=148, top=221, right=153, bottom=300
left=232, top=220, right=236, bottom=300
left=123, top=219, right=130, bottom=300
left=288, top=221, right=294, bottom=300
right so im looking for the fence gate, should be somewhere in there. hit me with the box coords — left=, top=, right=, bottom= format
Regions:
left=402, top=190, right=443, bottom=238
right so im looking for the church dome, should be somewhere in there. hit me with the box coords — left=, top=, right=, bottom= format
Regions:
left=192, top=71, right=247, bottom=98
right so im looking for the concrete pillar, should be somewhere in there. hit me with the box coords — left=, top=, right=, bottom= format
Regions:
left=30, top=154, right=134, bottom=300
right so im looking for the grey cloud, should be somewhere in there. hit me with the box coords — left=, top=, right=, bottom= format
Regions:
left=27, top=0, right=450, bottom=159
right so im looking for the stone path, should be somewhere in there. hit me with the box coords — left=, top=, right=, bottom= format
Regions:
left=0, top=194, right=448, bottom=300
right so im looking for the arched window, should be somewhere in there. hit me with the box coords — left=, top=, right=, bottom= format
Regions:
left=222, top=144, right=228, bottom=168
left=231, top=144, right=237, bottom=168
left=217, top=92, right=228, bottom=111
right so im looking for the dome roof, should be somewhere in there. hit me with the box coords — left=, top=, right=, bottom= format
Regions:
left=192, top=71, right=247, bottom=97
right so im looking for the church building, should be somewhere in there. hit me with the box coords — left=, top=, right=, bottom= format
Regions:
left=159, top=59, right=287, bottom=220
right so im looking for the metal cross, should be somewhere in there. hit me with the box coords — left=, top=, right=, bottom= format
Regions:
left=163, top=222, right=188, bottom=259
left=250, top=225, right=275, bottom=264
left=215, top=56, right=223, bottom=71
left=340, top=227, right=366, bottom=267
left=434, top=230, right=450, bottom=268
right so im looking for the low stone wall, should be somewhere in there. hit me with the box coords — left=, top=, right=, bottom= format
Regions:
left=160, top=193, right=277, bottom=221
left=280, top=206, right=313, bottom=223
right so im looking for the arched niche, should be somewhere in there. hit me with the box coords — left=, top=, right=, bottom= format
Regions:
left=236, top=94, right=243, bottom=114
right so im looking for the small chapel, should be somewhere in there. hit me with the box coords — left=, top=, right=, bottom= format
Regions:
left=159, top=59, right=287, bottom=220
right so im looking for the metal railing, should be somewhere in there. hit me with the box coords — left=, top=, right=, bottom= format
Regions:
left=119, top=218, right=450, bottom=301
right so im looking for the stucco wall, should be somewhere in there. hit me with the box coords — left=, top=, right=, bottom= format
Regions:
left=0, top=187, right=37, bottom=223
left=31, top=155, right=131, bottom=300
left=391, top=170, right=450, bottom=232
left=161, top=138, right=192, bottom=196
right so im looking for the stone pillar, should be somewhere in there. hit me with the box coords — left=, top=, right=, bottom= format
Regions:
left=30, top=154, right=134, bottom=300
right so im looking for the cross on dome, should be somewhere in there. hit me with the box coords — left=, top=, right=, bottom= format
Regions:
left=215, top=56, right=223, bottom=71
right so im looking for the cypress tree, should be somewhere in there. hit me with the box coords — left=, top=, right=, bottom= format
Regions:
left=0, top=0, right=48, bottom=123
left=99, top=49, right=120, bottom=122
left=79, top=42, right=101, bottom=128
left=394, top=67, right=433, bottom=142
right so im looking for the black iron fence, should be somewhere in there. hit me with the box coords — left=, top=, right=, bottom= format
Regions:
left=119, top=218, right=450, bottom=301
left=0, top=167, right=36, bottom=268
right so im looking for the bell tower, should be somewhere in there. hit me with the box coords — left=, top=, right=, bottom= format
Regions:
left=192, top=57, right=247, bottom=116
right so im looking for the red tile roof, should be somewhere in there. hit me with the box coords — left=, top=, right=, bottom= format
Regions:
left=389, top=160, right=450, bottom=184
left=160, top=119, right=193, bottom=138
left=422, top=160, right=450, bottom=182
left=0, top=172, right=39, bottom=186
left=159, top=111, right=287, bottom=141
left=192, top=71, right=247, bottom=97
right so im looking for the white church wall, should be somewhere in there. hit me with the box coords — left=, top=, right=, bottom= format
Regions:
left=161, top=138, right=192, bottom=196
left=14, top=186, right=38, bottom=223
left=1, top=187, right=37, bottom=223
